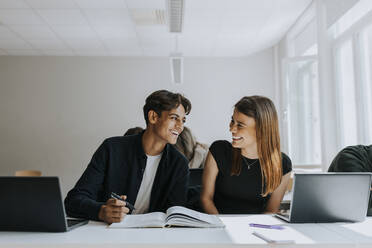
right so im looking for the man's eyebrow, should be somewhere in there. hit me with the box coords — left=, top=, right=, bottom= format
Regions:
left=168, top=113, right=180, bottom=117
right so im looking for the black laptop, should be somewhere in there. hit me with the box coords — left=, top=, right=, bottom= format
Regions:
left=276, top=173, right=372, bottom=223
left=0, top=177, right=88, bottom=232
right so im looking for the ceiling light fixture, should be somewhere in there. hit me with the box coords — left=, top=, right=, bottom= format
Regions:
left=170, top=53, right=183, bottom=84
left=170, top=35, right=183, bottom=84
left=166, top=0, right=184, bottom=32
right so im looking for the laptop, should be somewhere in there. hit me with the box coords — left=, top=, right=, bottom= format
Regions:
left=0, top=177, right=88, bottom=232
left=276, top=173, right=372, bottom=223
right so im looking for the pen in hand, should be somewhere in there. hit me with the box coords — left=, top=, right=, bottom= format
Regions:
left=110, top=192, right=135, bottom=213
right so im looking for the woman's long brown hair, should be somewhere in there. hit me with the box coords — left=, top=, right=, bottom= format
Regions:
left=231, top=96, right=282, bottom=196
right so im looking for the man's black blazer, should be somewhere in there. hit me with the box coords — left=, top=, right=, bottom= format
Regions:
left=64, top=132, right=189, bottom=220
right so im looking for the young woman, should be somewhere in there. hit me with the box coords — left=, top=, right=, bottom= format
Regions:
left=201, top=96, right=292, bottom=214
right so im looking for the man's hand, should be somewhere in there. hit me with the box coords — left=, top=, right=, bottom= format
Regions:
left=98, top=195, right=129, bottom=224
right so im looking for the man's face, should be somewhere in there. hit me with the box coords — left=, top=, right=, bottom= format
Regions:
left=153, top=104, right=186, bottom=145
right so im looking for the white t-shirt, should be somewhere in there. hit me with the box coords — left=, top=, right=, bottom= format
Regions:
left=132, top=153, right=162, bottom=214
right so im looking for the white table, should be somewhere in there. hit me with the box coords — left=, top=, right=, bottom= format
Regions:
left=1, top=215, right=372, bottom=248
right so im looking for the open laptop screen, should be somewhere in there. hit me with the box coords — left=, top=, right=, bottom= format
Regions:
left=0, top=177, right=87, bottom=232
left=277, top=173, right=372, bottom=223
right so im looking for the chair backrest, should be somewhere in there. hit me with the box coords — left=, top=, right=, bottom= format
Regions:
left=187, top=168, right=203, bottom=211
left=15, top=170, right=42, bottom=177
left=189, top=168, right=203, bottom=187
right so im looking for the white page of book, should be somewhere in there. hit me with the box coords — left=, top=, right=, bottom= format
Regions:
left=166, top=217, right=214, bottom=228
left=165, top=206, right=224, bottom=226
left=109, top=212, right=166, bottom=228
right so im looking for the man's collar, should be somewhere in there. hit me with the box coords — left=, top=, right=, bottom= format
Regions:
left=135, top=130, right=169, bottom=159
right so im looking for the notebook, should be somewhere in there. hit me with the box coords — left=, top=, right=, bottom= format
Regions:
left=276, top=173, right=372, bottom=223
left=0, top=176, right=88, bottom=232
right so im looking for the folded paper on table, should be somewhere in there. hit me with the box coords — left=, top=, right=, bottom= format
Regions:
left=252, top=231, right=295, bottom=244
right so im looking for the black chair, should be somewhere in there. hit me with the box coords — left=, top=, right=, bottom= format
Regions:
left=189, top=168, right=203, bottom=186
left=187, top=168, right=203, bottom=211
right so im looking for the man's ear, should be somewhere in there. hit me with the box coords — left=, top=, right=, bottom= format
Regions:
left=148, top=110, right=159, bottom=124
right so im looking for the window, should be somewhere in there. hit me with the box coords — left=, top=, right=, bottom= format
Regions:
left=334, top=39, right=358, bottom=147
left=281, top=2, right=321, bottom=167
left=330, top=0, right=372, bottom=39
left=331, top=1, right=372, bottom=147
left=359, top=25, right=372, bottom=144
left=285, top=57, right=321, bottom=165
left=293, top=18, right=317, bottom=56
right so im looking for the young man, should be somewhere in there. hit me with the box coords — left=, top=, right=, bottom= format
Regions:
left=64, top=90, right=192, bottom=224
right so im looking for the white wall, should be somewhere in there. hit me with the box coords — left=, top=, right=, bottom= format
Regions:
left=0, top=48, right=275, bottom=196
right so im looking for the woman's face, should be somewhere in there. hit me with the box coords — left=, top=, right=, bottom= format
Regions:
left=229, top=109, right=257, bottom=149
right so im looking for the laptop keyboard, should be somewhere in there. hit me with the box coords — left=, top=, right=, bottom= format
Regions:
left=280, top=213, right=290, bottom=218
left=67, top=219, right=86, bottom=227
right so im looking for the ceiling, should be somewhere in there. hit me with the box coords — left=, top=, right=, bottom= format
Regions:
left=0, top=0, right=312, bottom=57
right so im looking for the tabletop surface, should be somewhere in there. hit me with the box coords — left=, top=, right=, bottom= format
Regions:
left=1, top=215, right=372, bottom=248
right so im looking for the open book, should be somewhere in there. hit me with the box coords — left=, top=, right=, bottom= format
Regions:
left=109, top=206, right=225, bottom=228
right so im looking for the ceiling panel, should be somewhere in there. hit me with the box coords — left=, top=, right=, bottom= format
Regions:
left=0, top=0, right=29, bottom=9
left=0, top=9, right=44, bottom=25
left=125, top=0, right=165, bottom=9
left=52, top=26, right=98, bottom=39
left=184, top=9, right=224, bottom=29
left=136, top=26, right=171, bottom=48
left=41, top=49, right=74, bottom=56
left=25, top=0, right=78, bottom=9
left=82, top=9, right=131, bottom=26
left=65, top=39, right=104, bottom=50
left=10, top=25, right=57, bottom=39
left=185, top=0, right=228, bottom=10
left=6, top=49, right=41, bottom=55
left=103, top=38, right=139, bottom=50
left=75, top=49, right=108, bottom=56
left=28, top=38, right=67, bottom=50
left=142, top=46, right=171, bottom=56
left=108, top=48, right=142, bottom=56
left=0, top=38, right=32, bottom=49
left=0, top=26, right=19, bottom=39
left=0, top=0, right=312, bottom=57
left=75, top=0, right=126, bottom=9
left=37, top=9, right=88, bottom=25
left=93, top=25, right=136, bottom=40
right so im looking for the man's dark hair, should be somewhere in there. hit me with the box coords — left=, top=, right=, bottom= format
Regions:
left=143, top=90, right=192, bottom=125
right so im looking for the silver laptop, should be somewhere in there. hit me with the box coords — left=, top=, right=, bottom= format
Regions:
left=0, top=177, right=88, bottom=232
left=276, top=173, right=372, bottom=223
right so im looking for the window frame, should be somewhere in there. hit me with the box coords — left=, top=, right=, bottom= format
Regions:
left=331, top=10, right=372, bottom=148
left=282, top=55, right=322, bottom=168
